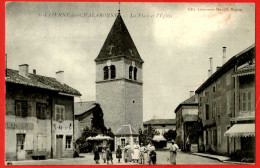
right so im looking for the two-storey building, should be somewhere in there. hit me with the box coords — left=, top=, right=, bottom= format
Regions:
left=5, top=64, right=81, bottom=161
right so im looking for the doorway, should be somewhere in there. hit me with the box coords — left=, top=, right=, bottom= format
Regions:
left=17, top=134, right=26, bottom=160
left=56, top=135, right=63, bottom=158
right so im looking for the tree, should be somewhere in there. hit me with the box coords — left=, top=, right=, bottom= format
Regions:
left=75, top=103, right=114, bottom=153
left=185, top=120, right=203, bottom=144
left=139, top=125, right=159, bottom=146
left=163, top=129, right=177, bottom=141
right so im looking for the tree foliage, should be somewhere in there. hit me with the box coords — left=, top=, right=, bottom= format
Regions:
left=185, top=120, right=203, bottom=144
left=75, top=103, right=114, bottom=152
left=139, top=125, right=160, bottom=146
left=163, top=129, right=177, bottom=141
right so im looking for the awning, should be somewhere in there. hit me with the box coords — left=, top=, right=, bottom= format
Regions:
left=152, top=135, right=167, bottom=142
left=224, top=123, right=255, bottom=137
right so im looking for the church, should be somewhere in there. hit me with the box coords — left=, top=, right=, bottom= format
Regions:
left=94, top=10, right=144, bottom=134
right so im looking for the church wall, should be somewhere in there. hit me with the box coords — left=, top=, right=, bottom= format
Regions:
left=96, top=81, right=126, bottom=133
left=125, top=81, right=143, bottom=132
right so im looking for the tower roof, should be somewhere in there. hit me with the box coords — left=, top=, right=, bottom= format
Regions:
left=95, top=13, right=144, bottom=63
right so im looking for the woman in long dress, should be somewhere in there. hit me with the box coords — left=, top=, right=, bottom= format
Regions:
left=132, top=142, right=140, bottom=162
left=169, top=140, right=179, bottom=165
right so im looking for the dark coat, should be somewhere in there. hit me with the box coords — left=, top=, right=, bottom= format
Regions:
left=94, top=149, right=100, bottom=160
left=116, top=148, right=122, bottom=158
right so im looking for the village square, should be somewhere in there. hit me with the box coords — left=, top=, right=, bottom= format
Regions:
left=4, top=2, right=255, bottom=165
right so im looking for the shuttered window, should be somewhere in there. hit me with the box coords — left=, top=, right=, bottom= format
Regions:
left=15, top=100, right=28, bottom=117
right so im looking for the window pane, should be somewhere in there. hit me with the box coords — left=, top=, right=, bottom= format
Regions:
left=243, top=102, right=246, bottom=111
left=248, top=102, right=251, bottom=111
left=243, top=92, right=246, bottom=101
left=248, top=92, right=251, bottom=101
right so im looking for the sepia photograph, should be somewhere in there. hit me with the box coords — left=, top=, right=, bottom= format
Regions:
left=4, top=2, right=255, bottom=165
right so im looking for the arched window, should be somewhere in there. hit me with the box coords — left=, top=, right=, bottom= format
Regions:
left=110, top=65, right=116, bottom=79
left=134, top=67, right=137, bottom=80
left=129, top=66, right=133, bottom=79
left=103, top=66, right=109, bottom=80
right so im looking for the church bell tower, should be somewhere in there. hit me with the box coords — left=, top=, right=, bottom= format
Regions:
left=95, top=10, right=144, bottom=133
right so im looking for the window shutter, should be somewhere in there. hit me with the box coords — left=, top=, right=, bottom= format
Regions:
left=22, top=101, right=28, bottom=117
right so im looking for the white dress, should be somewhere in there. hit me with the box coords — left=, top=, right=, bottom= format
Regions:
left=132, top=144, right=140, bottom=160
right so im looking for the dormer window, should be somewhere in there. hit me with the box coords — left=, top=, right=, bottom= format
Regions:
left=111, top=65, right=116, bottom=79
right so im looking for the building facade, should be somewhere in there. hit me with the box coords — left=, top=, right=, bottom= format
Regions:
left=5, top=65, right=81, bottom=161
left=224, top=49, right=255, bottom=157
left=95, top=11, right=144, bottom=133
left=174, top=94, right=199, bottom=151
left=195, top=45, right=255, bottom=155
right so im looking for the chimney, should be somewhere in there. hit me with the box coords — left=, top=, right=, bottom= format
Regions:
left=222, top=47, right=226, bottom=65
left=33, top=69, right=36, bottom=74
left=209, top=57, right=213, bottom=75
left=216, top=66, right=221, bottom=71
left=208, top=70, right=211, bottom=77
left=19, top=64, right=29, bottom=77
left=56, top=71, right=64, bottom=84
left=190, top=91, right=195, bottom=98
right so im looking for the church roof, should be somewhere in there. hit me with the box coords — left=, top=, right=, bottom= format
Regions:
left=95, top=13, right=144, bottom=63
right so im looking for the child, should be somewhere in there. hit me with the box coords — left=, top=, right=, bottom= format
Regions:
left=116, top=145, right=122, bottom=163
left=101, top=146, right=107, bottom=163
left=93, top=146, right=100, bottom=164
left=106, top=146, right=113, bottom=164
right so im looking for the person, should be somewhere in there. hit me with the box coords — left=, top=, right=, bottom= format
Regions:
left=93, top=146, right=100, bottom=164
left=132, top=141, right=140, bottom=162
left=124, top=143, right=132, bottom=162
left=116, top=145, right=122, bottom=163
left=101, top=146, right=107, bottom=163
left=146, top=142, right=152, bottom=164
left=169, top=140, right=179, bottom=165
left=149, top=143, right=156, bottom=165
left=149, top=147, right=157, bottom=165
left=139, top=143, right=146, bottom=164
left=106, top=146, right=113, bottom=164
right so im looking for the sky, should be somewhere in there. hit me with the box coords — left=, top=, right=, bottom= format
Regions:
left=5, top=2, right=255, bottom=121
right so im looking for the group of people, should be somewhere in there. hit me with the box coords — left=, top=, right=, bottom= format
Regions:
left=93, top=145, right=113, bottom=164
left=118, top=142, right=157, bottom=164
left=93, top=140, right=179, bottom=165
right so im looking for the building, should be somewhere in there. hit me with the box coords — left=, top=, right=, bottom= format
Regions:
left=95, top=10, right=144, bottom=133
left=5, top=65, right=81, bottom=161
left=143, top=118, right=176, bottom=148
left=114, top=125, right=139, bottom=150
left=74, top=101, right=96, bottom=140
left=195, top=44, right=255, bottom=155
left=174, top=92, right=199, bottom=151
left=224, top=47, right=255, bottom=157
left=143, top=118, right=176, bottom=135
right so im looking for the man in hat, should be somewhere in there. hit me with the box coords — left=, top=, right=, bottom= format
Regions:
left=169, top=140, right=179, bottom=165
